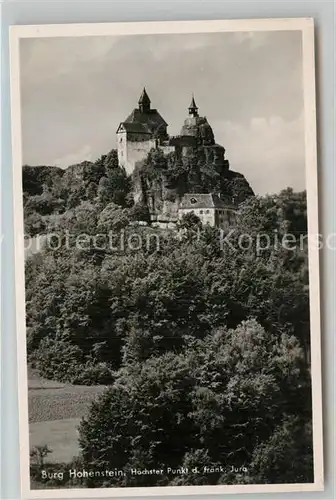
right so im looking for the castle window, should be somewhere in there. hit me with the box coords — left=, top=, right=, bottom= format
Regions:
left=200, top=210, right=203, bottom=214
left=206, top=209, right=210, bottom=214
left=119, top=137, right=123, bottom=143
left=190, top=197, right=197, bottom=205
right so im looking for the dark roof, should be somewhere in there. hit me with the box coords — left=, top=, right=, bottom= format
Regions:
left=117, top=122, right=152, bottom=134
left=122, top=108, right=167, bottom=135
left=139, top=87, right=151, bottom=106
left=189, top=95, right=198, bottom=111
left=179, top=193, right=230, bottom=209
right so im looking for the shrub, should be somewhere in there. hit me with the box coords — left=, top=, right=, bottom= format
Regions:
left=129, top=203, right=150, bottom=223
left=72, top=362, right=115, bottom=385
left=31, top=338, right=84, bottom=383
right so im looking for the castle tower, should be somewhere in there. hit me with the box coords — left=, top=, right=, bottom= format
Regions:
left=188, top=95, right=199, bottom=117
left=116, top=88, right=170, bottom=175
left=138, top=87, right=151, bottom=113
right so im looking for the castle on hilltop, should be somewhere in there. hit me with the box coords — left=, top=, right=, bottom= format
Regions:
left=116, top=88, right=252, bottom=228
left=117, top=87, right=229, bottom=176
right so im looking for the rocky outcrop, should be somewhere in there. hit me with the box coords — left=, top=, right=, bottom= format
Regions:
left=132, top=146, right=254, bottom=220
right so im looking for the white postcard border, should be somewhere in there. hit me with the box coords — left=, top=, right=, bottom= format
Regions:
left=9, top=17, right=323, bottom=499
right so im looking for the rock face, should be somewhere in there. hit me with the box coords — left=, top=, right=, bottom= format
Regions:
left=133, top=156, right=254, bottom=221
left=131, top=101, right=254, bottom=220
left=128, top=92, right=254, bottom=221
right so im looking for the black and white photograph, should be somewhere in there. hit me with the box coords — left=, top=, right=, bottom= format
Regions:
left=10, top=19, right=323, bottom=497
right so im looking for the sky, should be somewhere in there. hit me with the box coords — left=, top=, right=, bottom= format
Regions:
left=20, top=30, right=305, bottom=195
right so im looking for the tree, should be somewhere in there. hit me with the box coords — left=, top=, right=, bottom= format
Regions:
left=103, top=149, right=119, bottom=172
left=26, top=251, right=121, bottom=382
left=249, top=417, right=313, bottom=483
left=24, top=212, right=46, bottom=237
left=128, top=203, right=150, bottom=224
left=97, top=203, right=130, bottom=232
left=25, top=187, right=311, bottom=384
left=30, top=445, right=52, bottom=469
left=78, top=352, right=196, bottom=487
left=78, top=320, right=312, bottom=487
left=57, top=201, right=100, bottom=235
left=22, top=165, right=65, bottom=196
left=178, top=211, right=202, bottom=231
left=97, top=152, right=131, bottom=208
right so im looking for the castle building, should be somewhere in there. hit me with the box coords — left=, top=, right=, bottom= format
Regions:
left=116, top=88, right=229, bottom=176
left=117, top=88, right=246, bottom=229
left=116, top=88, right=175, bottom=175
left=178, top=194, right=236, bottom=229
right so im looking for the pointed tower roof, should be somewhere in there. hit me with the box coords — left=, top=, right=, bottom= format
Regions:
left=118, top=87, right=167, bottom=134
left=189, top=95, right=197, bottom=108
left=138, top=87, right=151, bottom=107
left=188, top=94, right=199, bottom=116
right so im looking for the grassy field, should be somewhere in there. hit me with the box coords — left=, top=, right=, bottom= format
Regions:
left=29, top=384, right=107, bottom=423
left=30, top=418, right=81, bottom=463
left=28, top=369, right=107, bottom=463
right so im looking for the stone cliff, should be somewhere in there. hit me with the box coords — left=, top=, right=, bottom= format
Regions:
left=132, top=145, right=254, bottom=220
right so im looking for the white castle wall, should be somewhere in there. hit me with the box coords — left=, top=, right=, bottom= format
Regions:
left=160, top=145, right=175, bottom=155
left=117, top=131, right=128, bottom=172
left=126, top=139, right=157, bottom=174
left=178, top=207, right=216, bottom=227
left=117, top=132, right=176, bottom=176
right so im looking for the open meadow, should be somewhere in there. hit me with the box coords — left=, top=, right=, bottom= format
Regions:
left=28, top=369, right=106, bottom=463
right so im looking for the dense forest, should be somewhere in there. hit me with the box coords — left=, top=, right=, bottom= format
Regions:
left=25, top=148, right=313, bottom=487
